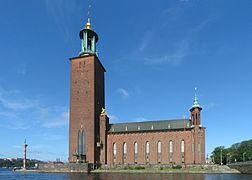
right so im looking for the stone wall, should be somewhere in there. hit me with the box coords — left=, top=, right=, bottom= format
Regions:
left=228, top=161, right=252, bottom=174
left=38, top=163, right=91, bottom=172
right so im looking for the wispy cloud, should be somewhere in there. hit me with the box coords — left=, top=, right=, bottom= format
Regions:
left=133, top=117, right=149, bottom=122
left=142, top=17, right=211, bottom=66
left=108, top=114, right=120, bottom=123
left=138, top=30, right=154, bottom=52
left=44, top=0, right=81, bottom=42
left=0, top=86, right=68, bottom=130
left=144, top=38, right=190, bottom=66
left=42, top=111, right=69, bottom=128
left=33, top=133, right=65, bottom=141
left=116, top=88, right=129, bottom=98
left=0, top=121, right=29, bottom=130
left=203, top=102, right=218, bottom=111
left=17, top=63, right=27, bottom=75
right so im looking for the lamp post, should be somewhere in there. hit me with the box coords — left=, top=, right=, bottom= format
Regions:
left=243, top=152, right=246, bottom=162
left=226, top=153, right=230, bottom=164
left=23, top=139, right=28, bottom=170
left=220, top=148, right=223, bottom=165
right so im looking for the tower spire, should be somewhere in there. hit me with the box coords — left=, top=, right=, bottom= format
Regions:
left=85, top=18, right=92, bottom=30
left=85, top=0, right=93, bottom=30
left=192, top=87, right=201, bottom=109
left=79, top=1, right=98, bottom=57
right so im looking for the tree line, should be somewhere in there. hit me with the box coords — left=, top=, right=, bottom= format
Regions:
left=211, top=139, right=252, bottom=165
left=0, top=159, right=42, bottom=168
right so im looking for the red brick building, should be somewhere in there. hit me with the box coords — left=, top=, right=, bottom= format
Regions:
left=68, top=19, right=206, bottom=166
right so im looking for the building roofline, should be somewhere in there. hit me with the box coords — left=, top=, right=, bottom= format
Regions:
left=69, top=54, right=106, bottom=72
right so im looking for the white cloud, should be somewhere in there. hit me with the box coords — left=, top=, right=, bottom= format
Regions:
left=138, top=31, right=154, bottom=52
left=142, top=17, right=211, bottom=66
left=0, top=121, right=29, bottom=130
left=133, top=117, right=149, bottom=122
left=116, top=88, right=129, bottom=98
left=12, top=145, right=23, bottom=149
left=33, top=133, right=65, bottom=141
left=17, top=63, right=27, bottom=75
left=203, top=102, right=218, bottom=111
left=0, top=86, right=68, bottom=129
left=144, top=38, right=190, bottom=66
left=44, top=0, right=80, bottom=42
left=108, top=114, right=119, bottom=123
left=42, top=111, right=69, bottom=128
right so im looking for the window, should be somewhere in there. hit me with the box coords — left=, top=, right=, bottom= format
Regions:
left=146, top=141, right=150, bottom=163
left=123, top=142, right=127, bottom=162
left=81, top=131, right=85, bottom=155
left=134, top=142, right=138, bottom=163
left=113, top=143, right=116, bottom=163
left=77, top=130, right=85, bottom=161
left=158, top=141, right=161, bottom=163
left=181, top=140, right=185, bottom=153
left=169, top=141, right=173, bottom=162
left=181, top=140, right=185, bottom=163
left=77, top=130, right=81, bottom=155
left=198, top=143, right=201, bottom=162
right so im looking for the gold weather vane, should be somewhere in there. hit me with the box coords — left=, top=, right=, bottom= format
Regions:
left=85, top=0, right=93, bottom=29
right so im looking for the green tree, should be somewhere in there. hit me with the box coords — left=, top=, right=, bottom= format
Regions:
left=211, top=139, right=252, bottom=164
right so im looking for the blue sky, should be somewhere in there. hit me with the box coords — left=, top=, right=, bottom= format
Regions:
left=0, top=0, right=252, bottom=161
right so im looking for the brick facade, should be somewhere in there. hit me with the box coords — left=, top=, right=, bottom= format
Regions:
left=68, top=20, right=206, bottom=166
left=107, top=127, right=205, bottom=166
left=69, top=55, right=105, bottom=164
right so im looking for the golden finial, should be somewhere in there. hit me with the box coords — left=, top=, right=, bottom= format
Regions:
left=85, top=18, right=92, bottom=30
left=101, top=107, right=106, bottom=115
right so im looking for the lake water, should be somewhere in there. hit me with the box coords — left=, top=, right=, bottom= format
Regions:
left=0, top=168, right=251, bottom=180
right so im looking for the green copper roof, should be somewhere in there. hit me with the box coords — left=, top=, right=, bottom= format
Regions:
left=191, top=87, right=202, bottom=109
left=108, top=119, right=191, bottom=133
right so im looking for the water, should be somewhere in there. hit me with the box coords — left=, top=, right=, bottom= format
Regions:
left=0, top=168, right=251, bottom=180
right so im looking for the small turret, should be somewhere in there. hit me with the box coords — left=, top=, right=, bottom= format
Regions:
left=190, top=88, right=202, bottom=126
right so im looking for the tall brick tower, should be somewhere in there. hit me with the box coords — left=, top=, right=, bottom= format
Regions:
left=190, top=88, right=205, bottom=164
left=69, top=18, right=106, bottom=164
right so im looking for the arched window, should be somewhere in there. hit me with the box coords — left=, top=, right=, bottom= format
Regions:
left=158, top=141, right=162, bottom=153
left=146, top=141, right=150, bottom=163
left=169, top=140, right=173, bottom=162
left=181, top=140, right=185, bottom=153
left=198, top=143, right=201, bottom=162
left=158, top=141, right=161, bottom=163
left=113, top=143, right=116, bottom=162
left=123, top=142, right=127, bottom=162
left=77, top=130, right=81, bottom=155
left=181, top=140, right=185, bottom=163
left=81, top=130, right=85, bottom=155
left=134, top=142, right=138, bottom=163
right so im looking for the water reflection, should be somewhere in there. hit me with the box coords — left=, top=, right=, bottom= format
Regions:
left=0, top=169, right=252, bottom=180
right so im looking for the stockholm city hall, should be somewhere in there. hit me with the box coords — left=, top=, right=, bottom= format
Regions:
left=68, top=18, right=206, bottom=166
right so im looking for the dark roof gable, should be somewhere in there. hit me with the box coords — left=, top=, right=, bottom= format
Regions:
left=108, top=119, right=191, bottom=133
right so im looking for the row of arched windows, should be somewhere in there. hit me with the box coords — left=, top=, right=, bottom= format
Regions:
left=112, top=140, right=185, bottom=164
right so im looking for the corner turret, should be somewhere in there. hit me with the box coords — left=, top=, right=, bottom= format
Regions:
left=190, top=88, right=202, bottom=126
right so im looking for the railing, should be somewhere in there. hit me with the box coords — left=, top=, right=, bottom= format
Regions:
left=227, top=161, right=252, bottom=166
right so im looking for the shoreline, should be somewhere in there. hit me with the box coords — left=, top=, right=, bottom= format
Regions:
left=13, top=166, right=240, bottom=174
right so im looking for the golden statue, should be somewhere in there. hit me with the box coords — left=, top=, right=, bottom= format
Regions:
left=101, top=107, right=106, bottom=115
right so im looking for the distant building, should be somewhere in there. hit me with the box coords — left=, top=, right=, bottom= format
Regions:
left=68, top=18, right=206, bottom=166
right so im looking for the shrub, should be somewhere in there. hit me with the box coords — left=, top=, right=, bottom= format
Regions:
left=134, top=166, right=145, bottom=170
left=172, top=165, right=182, bottom=169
